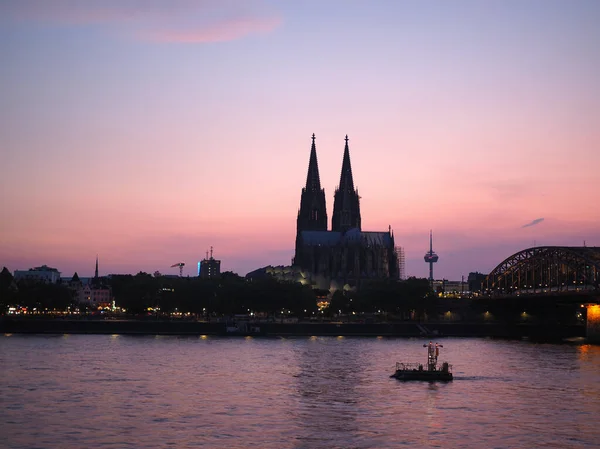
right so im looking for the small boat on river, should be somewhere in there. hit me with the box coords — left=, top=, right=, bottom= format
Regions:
left=391, top=341, right=453, bottom=381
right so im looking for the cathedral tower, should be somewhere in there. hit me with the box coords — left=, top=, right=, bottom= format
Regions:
left=332, top=135, right=361, bottom=232
left=296, top=133, right=327, bottom=232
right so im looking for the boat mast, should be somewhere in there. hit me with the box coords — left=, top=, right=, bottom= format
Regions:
left=424, top=341, right=443, bottom=371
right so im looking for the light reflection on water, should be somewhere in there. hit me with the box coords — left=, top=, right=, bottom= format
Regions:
left=1, top=335, right=599, bottom=449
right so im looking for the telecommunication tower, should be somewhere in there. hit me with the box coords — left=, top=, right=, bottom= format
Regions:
left=423, top=230, right=439, bottom=284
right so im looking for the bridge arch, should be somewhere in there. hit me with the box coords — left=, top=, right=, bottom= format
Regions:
left=485, top=246, right=600, bottom=294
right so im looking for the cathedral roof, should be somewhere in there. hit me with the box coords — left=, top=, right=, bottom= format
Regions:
left=359, top=231, right=393, bottom=246
left=300, top=229, right=393, bottom=247
left=343, top=229, right=393, bottom=246
left=300, top=230, right=342, bottom=245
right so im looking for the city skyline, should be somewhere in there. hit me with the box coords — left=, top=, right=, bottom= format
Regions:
left=1, top=0, right=599, bottom=280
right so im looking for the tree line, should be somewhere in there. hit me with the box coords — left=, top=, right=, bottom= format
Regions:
left=1, top=267, right=435, bottom=318
left=1, top=267, right=583, bottom=324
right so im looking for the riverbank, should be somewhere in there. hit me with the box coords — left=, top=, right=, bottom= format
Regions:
left=0, top=317, right=585, bottom=340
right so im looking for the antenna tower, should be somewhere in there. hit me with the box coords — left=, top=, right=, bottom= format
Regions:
left=423, top=230, right=439, bottom=285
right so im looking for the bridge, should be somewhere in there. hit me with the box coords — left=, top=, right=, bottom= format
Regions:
left=484, top=246, right=600, bottom=295
left=483, top=246, right=600, bottom=342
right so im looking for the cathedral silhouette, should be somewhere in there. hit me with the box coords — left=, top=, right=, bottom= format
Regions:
left=293, top=134, right=398, bottom=290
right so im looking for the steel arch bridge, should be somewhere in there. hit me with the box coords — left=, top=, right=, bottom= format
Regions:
left=484, top=246, right=600, bottom=294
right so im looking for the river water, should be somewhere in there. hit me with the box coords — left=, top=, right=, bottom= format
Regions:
left=1, top=334, right=599, bottom=449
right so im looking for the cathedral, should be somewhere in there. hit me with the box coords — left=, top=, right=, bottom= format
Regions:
left=293, top=134, right=398, bottom=290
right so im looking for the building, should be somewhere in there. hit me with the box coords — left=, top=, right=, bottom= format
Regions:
left=468, top=272, right=487, bottom=294
left=396, top=246, right=406, bottom=280
left=431, top=275, right=488, bottom=297
left=293, top=134, right=398, bottom=290
left=432, top=279, right=468, bottom=297
left=13, top=265, right=61, bottom=284
left=199, top=247, right=221, bottom=279
left=66, top=258, right=112, bottom=309
left=246, top=265, right=308, bottom=284
left=77, top=284, right=112, bottom=309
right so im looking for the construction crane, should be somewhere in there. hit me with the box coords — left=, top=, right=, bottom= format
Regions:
left=171, top=262, right=185, bottom=277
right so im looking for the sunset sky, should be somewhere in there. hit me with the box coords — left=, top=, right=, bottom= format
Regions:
left=1, top=0, right=599, bottom=280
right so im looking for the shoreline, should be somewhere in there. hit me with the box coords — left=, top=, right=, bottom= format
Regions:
left=0, top=318, right=585, bottom=340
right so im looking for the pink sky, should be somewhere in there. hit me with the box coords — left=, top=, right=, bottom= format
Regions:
left=1, top=0, right=599, bottom=279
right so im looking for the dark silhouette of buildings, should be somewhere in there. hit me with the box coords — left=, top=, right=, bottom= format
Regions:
left=13, top=265, right=61, bottom=283
left=468, top=272, right=487, bottom=293
left=293, top=134, right=397, bottom=290
left=199, top=247, right=221, bottom=279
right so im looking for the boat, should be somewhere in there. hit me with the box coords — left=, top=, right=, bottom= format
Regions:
left=390, top=341, right=453, bottom=381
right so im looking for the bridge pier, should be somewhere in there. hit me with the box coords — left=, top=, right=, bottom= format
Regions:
left=586, top=304, right=600, bottom=343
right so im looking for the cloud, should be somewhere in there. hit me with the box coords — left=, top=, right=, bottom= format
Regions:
left=522, top=218, right=544, bottom=228
left=143, top=16, right=282, bottom=43
left=0, top=0, right=281, bottom=43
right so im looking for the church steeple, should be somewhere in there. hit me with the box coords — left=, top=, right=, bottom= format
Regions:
left=296, top=133, right=327, bottom=233
left=338, top=135, right=355, bottom=193
left=92, top=255, right=100, bottom=287
left=332, top=135, right=361, bottom=232
left=305, top=133, right=322, bottom=192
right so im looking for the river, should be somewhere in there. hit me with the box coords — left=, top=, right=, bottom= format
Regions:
left=1, top=334, right=599, bottom=448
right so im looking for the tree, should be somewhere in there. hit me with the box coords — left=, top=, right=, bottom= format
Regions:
left=328, top=290, right=347, bottom=317
left=110, top=273, right=158, bottom=314
left=13, top=281, right=75, bottom=312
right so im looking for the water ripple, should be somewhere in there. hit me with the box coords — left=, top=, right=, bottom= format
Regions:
left=0, top=335, right=599, bottom=449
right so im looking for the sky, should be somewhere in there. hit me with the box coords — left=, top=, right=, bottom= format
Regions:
left=1, top=0, right=599, bottom=280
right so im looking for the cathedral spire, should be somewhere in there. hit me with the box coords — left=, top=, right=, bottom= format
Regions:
left=332, top=135, right=361, bottom=232
left=295, top=133, right=328, bottom=234
left=305, top=133, right=322, bottom=192
left=338, top=134, right=355, bottom=193
left=94, top=255, right=99, bottom=279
